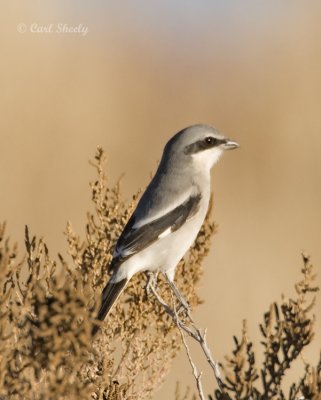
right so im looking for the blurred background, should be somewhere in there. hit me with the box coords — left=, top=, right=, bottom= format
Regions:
left=1, top=1, right=321, bottom=397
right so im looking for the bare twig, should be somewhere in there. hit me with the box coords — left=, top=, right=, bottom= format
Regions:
left=171, top=291, right=206, bottom=400
left=179, top=323, right=205, bottom=400
left=148, top=274, right=228, bottom=398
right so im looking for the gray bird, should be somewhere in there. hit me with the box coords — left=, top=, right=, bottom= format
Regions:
left=92, top=124, right=239, bottom=334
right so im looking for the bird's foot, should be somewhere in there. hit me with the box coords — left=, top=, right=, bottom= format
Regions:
left=173, top=293, right=192, bottom=320
left=176, top=299, right=191, bottom=317
left=145, top=271, right=158, bottom=295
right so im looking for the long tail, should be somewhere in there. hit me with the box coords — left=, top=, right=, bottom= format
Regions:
left=92, top=278, right=128, bottom=336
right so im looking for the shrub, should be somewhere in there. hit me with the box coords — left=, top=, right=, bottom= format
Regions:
left=0, top=148, right=319, bottom=400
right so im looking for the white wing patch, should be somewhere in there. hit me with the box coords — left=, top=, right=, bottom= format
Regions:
left=158, top=227, right=172, bottom=239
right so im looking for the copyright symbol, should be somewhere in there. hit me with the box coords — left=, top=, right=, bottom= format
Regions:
left=17, top=23, right=27, bottom=33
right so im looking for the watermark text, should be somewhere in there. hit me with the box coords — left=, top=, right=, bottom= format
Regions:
left=17, top=23, right=88, bottom=36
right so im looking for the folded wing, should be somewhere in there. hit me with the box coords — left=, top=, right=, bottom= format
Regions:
left=110, top=193, right=202, bottom=273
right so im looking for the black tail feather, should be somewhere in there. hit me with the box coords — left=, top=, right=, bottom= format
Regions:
left=92, top=278, right=128, bottom=336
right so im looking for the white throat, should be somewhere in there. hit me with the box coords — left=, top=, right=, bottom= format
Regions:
left=192, top=147, right=224, bottom=171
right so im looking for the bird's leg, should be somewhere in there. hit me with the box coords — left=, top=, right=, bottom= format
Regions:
left=164, top=274, right=191, bottom=316
left=145, top=271, right=158, bottom=295
left=146, top=272, right=191, bottom=319
left=146, top=275, right=174, bottom=316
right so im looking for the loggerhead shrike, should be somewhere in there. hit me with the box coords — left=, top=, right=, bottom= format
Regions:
left=92, top=124, right=239, bottom=334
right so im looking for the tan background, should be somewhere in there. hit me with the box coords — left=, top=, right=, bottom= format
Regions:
left=1, top=1, right=320, bottom=398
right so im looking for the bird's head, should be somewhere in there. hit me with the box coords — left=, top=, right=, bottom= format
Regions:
left=164, top=124, right=239, bottom=171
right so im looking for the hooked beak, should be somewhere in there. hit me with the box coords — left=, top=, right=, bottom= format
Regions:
left=221, top=139, right=240, bottom=150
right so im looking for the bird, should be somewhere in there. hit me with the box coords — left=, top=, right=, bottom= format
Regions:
left=92, top=124, right=239, bottom=335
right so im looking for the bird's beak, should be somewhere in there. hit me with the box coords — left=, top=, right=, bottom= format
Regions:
left=222, top=139, right=239, bottom=150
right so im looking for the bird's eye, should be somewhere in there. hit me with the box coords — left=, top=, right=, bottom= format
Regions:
left=204, top=136, right=216, bottom=146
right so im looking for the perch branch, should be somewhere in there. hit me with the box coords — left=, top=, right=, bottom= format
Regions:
left=179, top=320, right=206, bottom=400
left=148, top=275, right=227, bottom=398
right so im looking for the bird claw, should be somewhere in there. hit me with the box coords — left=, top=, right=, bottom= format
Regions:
left=176, top=300, right=191, bottom=318
left=145, top=272, right=158, bottom=295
